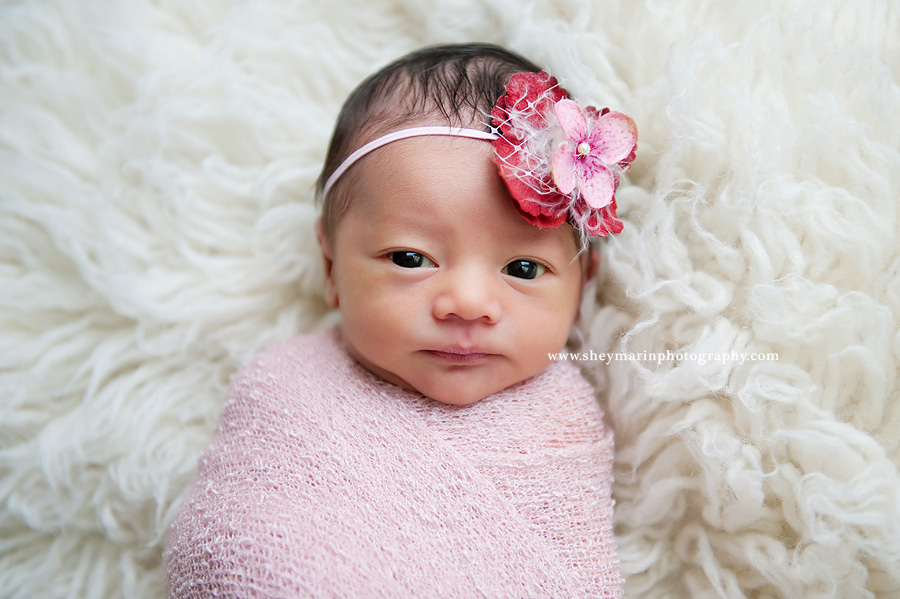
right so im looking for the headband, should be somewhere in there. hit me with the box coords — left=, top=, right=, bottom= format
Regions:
left=323, top=70, right=637, bottom=238
left=323, top=126, right=498, bottom=197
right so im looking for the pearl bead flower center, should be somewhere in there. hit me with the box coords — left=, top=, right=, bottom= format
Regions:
left=576, top=141, right=591, bottom=157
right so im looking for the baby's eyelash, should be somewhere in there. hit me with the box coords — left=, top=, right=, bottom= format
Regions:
left=502, top=259, right=548, bottom=280
left=385, top=251, right=550, bottom=279
left=389, top=251, right=436, bottom=268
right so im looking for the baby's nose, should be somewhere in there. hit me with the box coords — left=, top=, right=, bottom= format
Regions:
left=432, top=267, right=502, bottom=324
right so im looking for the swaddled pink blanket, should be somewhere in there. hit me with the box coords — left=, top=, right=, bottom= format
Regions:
left=165, top=327, right=622, bottom=598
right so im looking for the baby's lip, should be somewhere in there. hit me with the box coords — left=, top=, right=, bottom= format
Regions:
left=425, top=346, right=494, bottom=364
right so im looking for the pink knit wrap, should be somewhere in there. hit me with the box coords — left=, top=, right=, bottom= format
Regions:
left=165, top=328, right=622, bottom=598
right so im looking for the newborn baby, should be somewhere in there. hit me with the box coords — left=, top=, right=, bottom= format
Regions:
left=165, top=42, right=637, bottom=599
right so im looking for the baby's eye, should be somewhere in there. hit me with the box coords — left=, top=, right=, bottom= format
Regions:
left=390, top=251, right=435, bottom=268
left=502, top=259, right=547, bottom=280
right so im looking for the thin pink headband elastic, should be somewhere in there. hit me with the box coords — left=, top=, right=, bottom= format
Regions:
left=322, top=126, right=499, bottom=197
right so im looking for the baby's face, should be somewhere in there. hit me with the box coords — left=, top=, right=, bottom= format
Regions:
left=319, top=135, right=586, bottom=405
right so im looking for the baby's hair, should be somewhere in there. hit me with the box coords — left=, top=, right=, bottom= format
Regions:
left=315, top=43, right=542, bottom=239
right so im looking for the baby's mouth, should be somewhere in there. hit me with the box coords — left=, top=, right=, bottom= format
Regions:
left=425, top=347, right=491, bottom=365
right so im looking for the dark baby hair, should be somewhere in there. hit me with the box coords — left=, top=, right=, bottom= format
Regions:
left=315, top=43, right=542, bottom=238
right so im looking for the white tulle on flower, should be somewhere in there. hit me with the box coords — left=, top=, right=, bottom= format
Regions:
left=490, top=71, right=637, bottom=238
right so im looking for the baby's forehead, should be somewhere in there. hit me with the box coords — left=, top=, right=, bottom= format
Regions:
left=326, top=120, right=586, bottom=256
left=338, top=136, right=581, bottom=254
left=338, top=115, right=489, bottom=197
left=350, top=132, right=495, bottom=197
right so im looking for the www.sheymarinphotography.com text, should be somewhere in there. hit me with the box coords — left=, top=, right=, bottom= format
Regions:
left=548, top=350, right=780, bottom=366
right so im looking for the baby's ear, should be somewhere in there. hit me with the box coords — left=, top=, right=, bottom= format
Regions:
left=315, top=218, right=339, bottom=308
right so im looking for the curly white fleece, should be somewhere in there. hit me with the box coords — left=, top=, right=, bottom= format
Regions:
left=1, top=0, right=899, bottom=598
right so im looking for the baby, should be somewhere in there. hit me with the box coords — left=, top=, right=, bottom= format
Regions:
left=166, top=43, right=636, bottom=598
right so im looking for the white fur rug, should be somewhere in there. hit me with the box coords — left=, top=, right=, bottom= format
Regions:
left=2, top=0, right=899, bottom=597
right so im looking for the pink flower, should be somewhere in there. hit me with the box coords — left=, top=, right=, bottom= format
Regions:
left=551, top=99, right=637, bottom=211
left=491, top=71, right=638, bottom=238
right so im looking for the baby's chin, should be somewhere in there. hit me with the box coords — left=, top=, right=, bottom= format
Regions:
left=353, top=355, right=518, bottom=406
left=372, top=361, right=541, bottom=407
left=415, top=384, right=497, bottom=407
left=367, top=364, right=500, bottom=406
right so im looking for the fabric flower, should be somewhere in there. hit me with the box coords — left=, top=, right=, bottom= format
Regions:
left=491, top=71, right=570, bottom=228
left=492, top=70, right=567, bottom=137
left=551, top=100, right=637, bottom=210
left=491, top=70, right=638, bottom=238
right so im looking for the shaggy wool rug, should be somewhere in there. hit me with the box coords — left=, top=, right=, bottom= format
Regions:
left=2, top=0, right=899, bottom=597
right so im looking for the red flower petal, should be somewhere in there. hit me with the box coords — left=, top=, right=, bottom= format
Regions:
left=491, top=71, right=567, bottom=134
left=493, top=136, right=567, bottom=228
left=492, top=71, right=572, bottom=229
left=514, top=200, right=568, bottom=228
left=586, top=198, right=624, bottom=237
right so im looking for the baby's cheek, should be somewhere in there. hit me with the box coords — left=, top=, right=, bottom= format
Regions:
left=533, top=311, right=574, bottom=355
left=342, top=288, right=416, bottom=349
